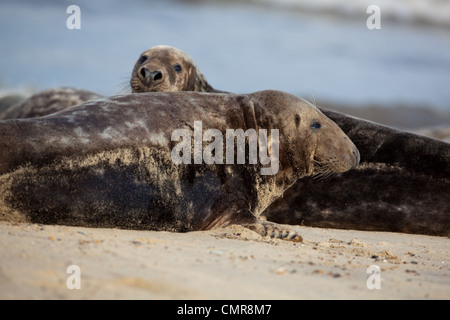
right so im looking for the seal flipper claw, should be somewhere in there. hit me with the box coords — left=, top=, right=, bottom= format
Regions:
left=243, top=221, right=303, bottom=242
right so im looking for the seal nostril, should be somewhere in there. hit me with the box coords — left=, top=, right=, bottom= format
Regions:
left=140, top=67, right=150, bottom=80
left=152, top=71, right=163, bottom=81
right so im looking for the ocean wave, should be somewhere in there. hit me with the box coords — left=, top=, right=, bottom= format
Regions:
left=228, top=0, right=450, bottom=28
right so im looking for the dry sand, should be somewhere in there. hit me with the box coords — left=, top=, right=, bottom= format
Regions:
left=0, top=100, right=448, bottom=300
left=0, top=221, right=448, bottom=300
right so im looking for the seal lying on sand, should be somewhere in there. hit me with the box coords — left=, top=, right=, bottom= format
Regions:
left=266, top=110, right=450, bottom=236
left=0, top=90, right=359, bottom=241
left=130, top=46, right=450, bottom=236
left=0, top=88, right=103, bottom=120
left=3, top=45, right=448, bottom=236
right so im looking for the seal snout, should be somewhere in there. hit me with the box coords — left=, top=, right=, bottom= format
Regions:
left=139, top=67, right=163, bottom=83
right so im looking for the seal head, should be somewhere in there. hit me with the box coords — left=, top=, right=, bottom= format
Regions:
left=130, top=45, right=218, bottom=93
left=249, top=91, right=359, bottom=182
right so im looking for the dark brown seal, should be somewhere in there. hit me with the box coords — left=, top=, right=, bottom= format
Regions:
left=0, top=90, right=359, bottom=241
left=265, top=110, right=450, bottom=236
left=130, top=45, right=224, bottom=93
left=0, top=88, right=103, bottom=120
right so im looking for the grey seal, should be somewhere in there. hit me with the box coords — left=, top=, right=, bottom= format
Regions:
left=0, top=90, right=359, bottom=241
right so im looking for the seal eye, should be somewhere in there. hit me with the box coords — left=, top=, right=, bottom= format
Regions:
left=138, top=55, right=148, bottom=64
left=173, top=64, right=182, bottom=74
left=295, top=115, right=301, bottom=127
left=310, top=121, right=322, bottom=130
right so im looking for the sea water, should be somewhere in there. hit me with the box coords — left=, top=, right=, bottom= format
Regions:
left=0, top=0, right=449, bottom=111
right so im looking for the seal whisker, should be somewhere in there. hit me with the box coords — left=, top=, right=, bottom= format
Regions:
left=312, top=165, right=336, bottom=180
left=310, top=93, right=317, bottom=108
left=322, top=170, right=337, bottom=180
left=116, top=79, right=132, bottom=95
left=313, top=173, right=327, bottom=180
left=312, top=171, right=326, bottom=180
left=312, top=158, right=335, bottom=180
left=313, top=159, right=328, bottom=166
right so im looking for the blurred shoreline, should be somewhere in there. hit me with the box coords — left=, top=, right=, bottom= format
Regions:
left=1, top=0, right=450, bottom=111
left=200, top=0, right=450, bottom=29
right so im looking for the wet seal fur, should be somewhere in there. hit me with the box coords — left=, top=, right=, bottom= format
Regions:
left=0, top=90, right=359, bottom=241
left=0, top=88, right=103, bottom=120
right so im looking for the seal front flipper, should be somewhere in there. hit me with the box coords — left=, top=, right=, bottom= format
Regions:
left=201, top=205, right=303, bottom=242
left=243, top=220, right=303, bottom=243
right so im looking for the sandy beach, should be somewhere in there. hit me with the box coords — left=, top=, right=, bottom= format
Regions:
left=1, top=0, right=450, bottom=302
left=0, top=221, right=448, bottom=299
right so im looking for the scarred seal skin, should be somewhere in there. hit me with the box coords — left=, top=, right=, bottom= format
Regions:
left=0, top=90, right=359, bottom=241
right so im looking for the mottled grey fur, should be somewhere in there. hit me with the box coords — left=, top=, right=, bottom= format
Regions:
left=0, top=91, right=359, bottom=241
